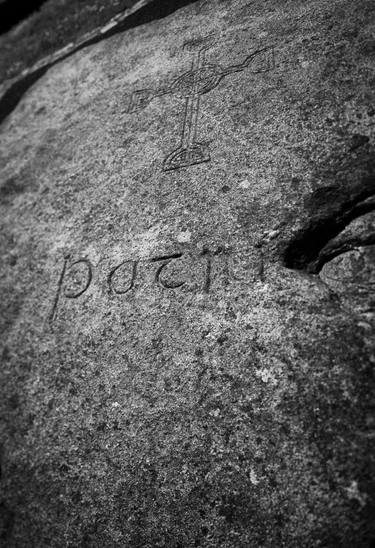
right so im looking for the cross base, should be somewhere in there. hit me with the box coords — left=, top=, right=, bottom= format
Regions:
left=163, top=142, right=210, bottom=171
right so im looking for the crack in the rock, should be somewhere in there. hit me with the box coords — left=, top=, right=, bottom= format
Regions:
left=282, top=175, right=375, bottom=274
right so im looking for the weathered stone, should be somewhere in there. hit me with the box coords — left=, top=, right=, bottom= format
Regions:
left=0, top=0, right=375, bottom=546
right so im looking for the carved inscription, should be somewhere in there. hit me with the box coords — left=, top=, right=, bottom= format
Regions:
left=108, top=260, right=138, bottom=295
left=127, top=37, right=275, bottom=170
left=50, top=247, right=262, bottom=322
left=64, top=259, right=93, bottom=298
left=151, top=253, right=186, bottom=289
left=50, top=256, right=93, bottom=322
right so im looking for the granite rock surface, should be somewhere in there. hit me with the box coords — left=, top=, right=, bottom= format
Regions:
left=0, top=0, right=375, bottom=546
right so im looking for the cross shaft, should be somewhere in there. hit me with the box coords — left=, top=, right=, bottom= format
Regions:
left=128, top=41, right=274, bottom=171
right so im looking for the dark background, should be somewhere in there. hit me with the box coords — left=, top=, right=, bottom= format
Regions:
left=0, top=0, right=47, bottom=34
left=0, top=0, right=139, bottom=81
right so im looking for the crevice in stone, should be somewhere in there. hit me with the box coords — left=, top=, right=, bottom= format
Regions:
left=282, top=175, right=375, bottom=274
left=0, top=0, right=200, bottom=126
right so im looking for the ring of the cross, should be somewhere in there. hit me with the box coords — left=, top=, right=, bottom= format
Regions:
left=172, top=64, right=224, bottom=96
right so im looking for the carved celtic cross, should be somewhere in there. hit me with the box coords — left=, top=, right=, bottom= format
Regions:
left=127, top=37, right=274, bottom=171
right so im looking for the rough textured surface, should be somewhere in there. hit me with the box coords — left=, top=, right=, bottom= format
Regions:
left=0, top=0, right=375, bottom=546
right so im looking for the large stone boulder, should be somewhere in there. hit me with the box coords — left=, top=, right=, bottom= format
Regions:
left=0, top=0, right=374, bottom=545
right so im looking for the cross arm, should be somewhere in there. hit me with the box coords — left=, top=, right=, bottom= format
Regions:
left=222, top=45, right=275, bottom=77
left=127, top=85, right=173, bottom=113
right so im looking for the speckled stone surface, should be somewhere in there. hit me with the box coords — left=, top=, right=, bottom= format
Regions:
left=1, top=0, right=375, bottom=546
